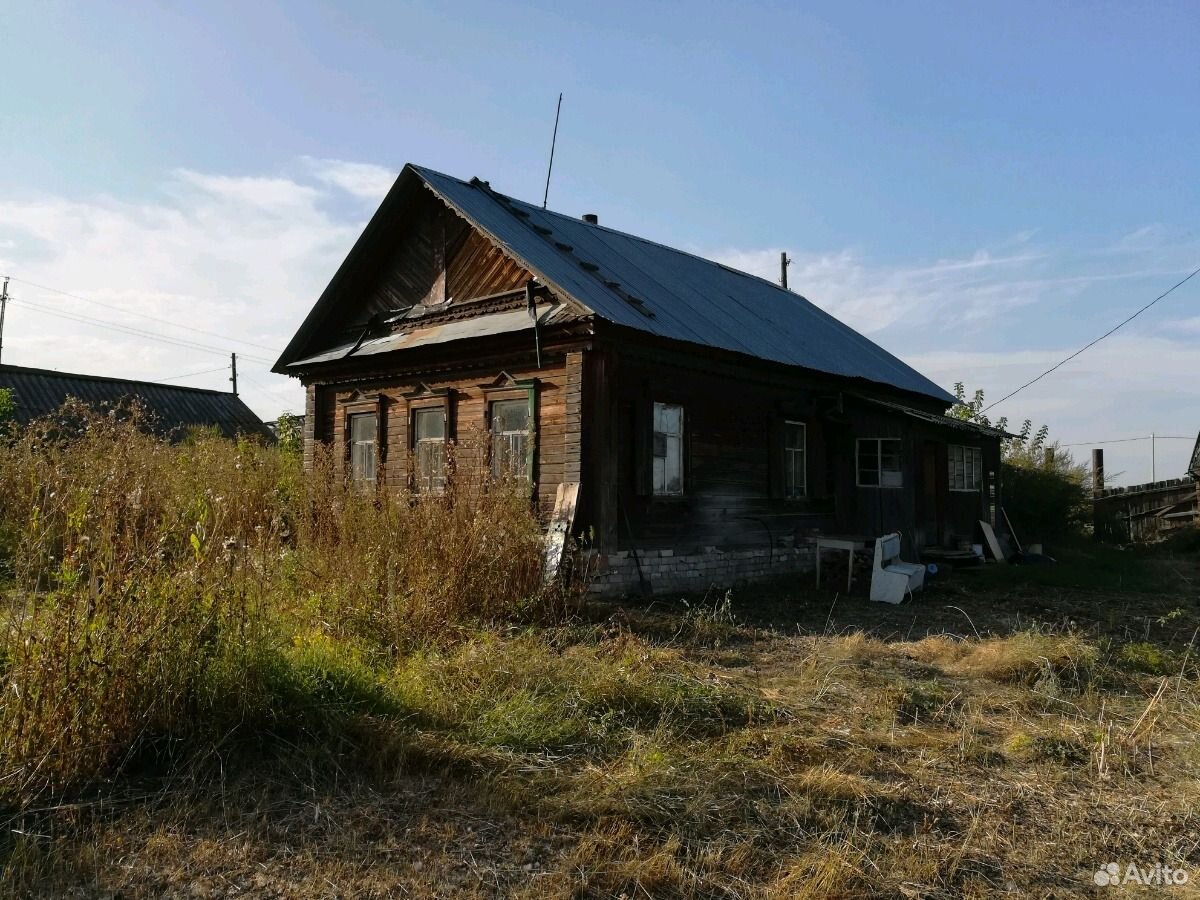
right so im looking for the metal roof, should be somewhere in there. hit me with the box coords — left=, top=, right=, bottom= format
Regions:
left=0, top=364, right=272, bottom=440
left=290, top=301, right=571, bottom=367
left=410, top=165, right=956, bottom=404
left=854, top=395, right=1014, bottom=439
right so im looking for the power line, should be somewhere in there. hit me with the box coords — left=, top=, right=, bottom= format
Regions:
left=8, top=296, right=275, bottom=364
left=1057, top=435, right=1193, bottom=447
left=982, top=264, right=1200, bottom=413
left=158, top=365, right=229, bottom=383
left=0, top=273, right=281, bottom=353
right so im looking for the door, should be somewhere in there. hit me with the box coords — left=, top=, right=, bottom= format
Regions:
left=918, top=440, right=941, bottom=547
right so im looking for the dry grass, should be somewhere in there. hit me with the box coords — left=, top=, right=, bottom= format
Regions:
left=1, top=406, right=1198, bottom=898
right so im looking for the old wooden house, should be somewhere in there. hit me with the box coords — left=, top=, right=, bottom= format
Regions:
left=275, top=164, right=1005, bottom=593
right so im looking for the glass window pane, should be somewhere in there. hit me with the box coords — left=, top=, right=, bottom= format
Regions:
left=665, top=435, right=682, bottom=493
left=414, top=407, right=444, bottom=441
left=493, top=398, right=529, bottom=433
left=350, top=413, right=376, bottom=443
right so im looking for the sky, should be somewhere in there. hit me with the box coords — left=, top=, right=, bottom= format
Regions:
left=1, top=0, right=1198, bottom=486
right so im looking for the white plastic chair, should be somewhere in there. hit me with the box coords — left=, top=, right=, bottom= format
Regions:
left=870, top=533, right=925, bottom=604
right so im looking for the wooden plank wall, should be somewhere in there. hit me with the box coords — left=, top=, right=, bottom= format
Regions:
left=324, top=193, right=533, bottom=338
left=604, top=352, right=1000, bottom=555
left=313, top=352, right=581, bottom=519
left=612, top=354, right=837, bottom=552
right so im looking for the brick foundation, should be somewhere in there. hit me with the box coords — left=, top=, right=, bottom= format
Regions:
left=585, top=545, right=816, bottom=597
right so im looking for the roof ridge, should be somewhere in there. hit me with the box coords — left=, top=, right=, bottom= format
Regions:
left=409, top=164, right=804, bottom=299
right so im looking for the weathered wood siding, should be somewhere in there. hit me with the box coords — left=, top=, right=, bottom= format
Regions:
left=321, top=191, right=533, bottom=341
left=308, top=350, right=582, bottom=518
left=589, top=347, right=1002, bottom=556
left=609, top=352, right=838, bottom=553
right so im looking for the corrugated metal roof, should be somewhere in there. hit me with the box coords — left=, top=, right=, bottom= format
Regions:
left=291, top=301, right=570, bottom=367
left=854, top=394, right=1014, bottom=439
left=411, top=165, right=955, bottom=404
left=0, top=364, right=272, bottom=440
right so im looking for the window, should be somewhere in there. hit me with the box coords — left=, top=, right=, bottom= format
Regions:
left=652, top=402, right=684, bottom=496
left=413, top=406, right=446, bottom=492
left=948, top=445, right=982, bottom=491
left=348, top=413, right=377, bottom=486
left=784, top=421, right=807, bottom=498
left=491, top=397, right=532, bottom=480
left=857, top=438, right=902, bottom=488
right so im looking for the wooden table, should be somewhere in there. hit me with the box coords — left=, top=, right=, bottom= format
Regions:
left=814, top=536, right=870, bottom=593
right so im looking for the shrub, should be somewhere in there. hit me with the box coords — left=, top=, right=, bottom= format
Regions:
left=0, top=404, right=568, bottom=800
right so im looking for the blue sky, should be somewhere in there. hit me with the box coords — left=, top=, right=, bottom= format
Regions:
left=2, top=0, right=1198, bottom=484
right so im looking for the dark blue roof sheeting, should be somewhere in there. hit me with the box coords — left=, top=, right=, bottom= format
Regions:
left=0, top=364, right=272, bottom=440
left=412, top=165, right=954, bottom=404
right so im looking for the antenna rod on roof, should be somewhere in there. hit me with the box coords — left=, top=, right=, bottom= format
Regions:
left=542, top=93, right=563, bottom=210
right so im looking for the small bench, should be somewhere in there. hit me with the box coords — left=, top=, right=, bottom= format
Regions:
left=870, top=533, right=925, bottom=604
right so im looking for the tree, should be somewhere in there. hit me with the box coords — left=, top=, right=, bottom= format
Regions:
left=950, top=382, right=1089, bottom=538
left=949, top=382, right=1050, bottom=466
left=274, top=413, right=303, bottom=456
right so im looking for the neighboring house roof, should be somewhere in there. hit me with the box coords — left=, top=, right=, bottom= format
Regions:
left=276, top=164, right=956, bottom=405
left=0, top=364, right=271, bottom=440
left=1190, top=430, right=1200, bottom=479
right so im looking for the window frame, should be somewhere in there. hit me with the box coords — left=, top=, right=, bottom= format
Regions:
left=346, top=411, right=379, bottom=488
left=652, top=401, right=685, bottom=498
left=948, top=444, right=983, bottom=492
left=489, top=395, right=534, bottom=481
left=783, top=419, right=807, bottom=500
left=340, top=393, right=384, bottom=488
left=856, top=437, right=904, bottom=489
left=410, top=403, right=449, bottom=494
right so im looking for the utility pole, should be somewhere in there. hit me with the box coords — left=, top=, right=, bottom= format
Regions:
left=0, top=277, right=8, bottom=364
left=780, top=252, right=791, bottom=290
left=230, top=352, right=238, bottom=397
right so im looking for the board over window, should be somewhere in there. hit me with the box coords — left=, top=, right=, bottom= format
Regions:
left=857, top=437, right=903, bottom=488
left=491, top=397, right=532, bottom=480
left=948, top=444, right=982, bottom=491
left=653, top=402, right=684, bottom=497
left=784, top=420, right=807, bottom=499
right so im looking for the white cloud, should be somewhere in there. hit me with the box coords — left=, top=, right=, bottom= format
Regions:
left=0, top=167, right=364, bottom=418
left=303, top=157, right=397, bottom=203
left=714, top=245, right=1051, bottom=335
left=909, top=336, right=1200, bottom=485
left=0, top=162, right=1194, bottom=488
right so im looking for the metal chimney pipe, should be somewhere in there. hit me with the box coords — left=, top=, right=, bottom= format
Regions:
left=582, top=213, right=598, bottom=225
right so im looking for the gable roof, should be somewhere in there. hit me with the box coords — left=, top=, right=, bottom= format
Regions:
left=277, top=164, right=955, bottom=405
left=1190, top=431, right=1200, bottom=479
left=0, top=364, right=272, bottom=440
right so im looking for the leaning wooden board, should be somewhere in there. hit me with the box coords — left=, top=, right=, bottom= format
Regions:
left=979, top=520, right=1007, bottom=564
left=543, top=482, right=581, bottom=583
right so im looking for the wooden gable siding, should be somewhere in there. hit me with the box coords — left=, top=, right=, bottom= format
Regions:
left=332, top=195, right=533, bottom=339
left=315, top=350, right=582, bottom=518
